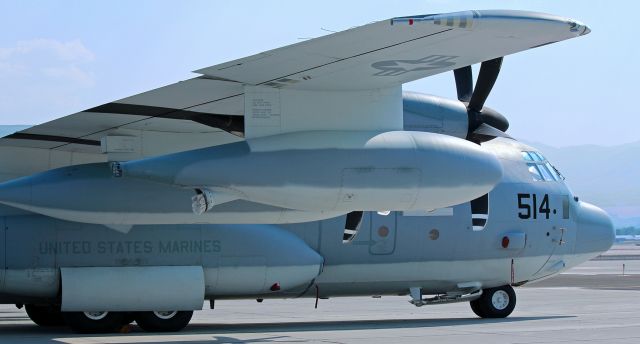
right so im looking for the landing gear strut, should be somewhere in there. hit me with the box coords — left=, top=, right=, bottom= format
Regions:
left=470, top=285, right=516, bottom=318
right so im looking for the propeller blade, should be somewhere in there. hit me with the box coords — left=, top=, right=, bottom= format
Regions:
left=468, top=57, right=503, bottom=113
left=453, top=66, right=473, bottom=103
left=470, top=123, right=512, bottom=142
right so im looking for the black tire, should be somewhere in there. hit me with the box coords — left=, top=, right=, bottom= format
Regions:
left=469, top=298, right=487, bottom=318
left=25, top=304, right=66, bottom=327
left=62, top=311, right=126, bottom=333
left=121, top=312, right=136, bottom=326
left=135, top=311, right=193, bottom=332
left=469, top=285, right=516, bottom=318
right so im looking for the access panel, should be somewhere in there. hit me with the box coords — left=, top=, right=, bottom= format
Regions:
left=61, top=266, right=205, bottom=312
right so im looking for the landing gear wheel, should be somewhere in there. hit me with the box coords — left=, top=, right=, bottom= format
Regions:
left=25, top=304, right=66, bottom=327
left=62, top=311, right=126, bottom=333
left=470, top=285, right=516, bottom=318
left=135, top=311, right=193, bottom=332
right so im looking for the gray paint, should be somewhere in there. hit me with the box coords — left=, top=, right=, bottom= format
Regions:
left=0, top=220, right=323, bottom=301
left=119, top=131, right=502, bottom=212
left=0, top=9, right=599, bottom=317
left=574, top=202, right=615, bottom=254
left=0, top=139, right=615, bottom=306
left=61, top=266, right=205, bottom=311
left=402, top=92, right=468, bottom=139
left=0, top=163, right=345, bottom=226
left=0, top=130, right=502, bottom=224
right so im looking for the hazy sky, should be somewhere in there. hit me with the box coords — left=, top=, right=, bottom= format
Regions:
left=0, top=1, right=637, bottom=147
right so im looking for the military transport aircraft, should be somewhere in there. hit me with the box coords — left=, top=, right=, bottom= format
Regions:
left=0, top=10, right=613, bottom=333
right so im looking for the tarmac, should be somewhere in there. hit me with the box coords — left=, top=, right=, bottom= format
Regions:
left=1, top=245, right=639, bottom=343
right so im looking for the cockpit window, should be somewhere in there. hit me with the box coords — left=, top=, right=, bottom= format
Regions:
left=527, top=163, right=543, bottom=181
left=521, top=151, right=534, bottom=161
left=538, top=163, right=556, bottom=181
left=522, top=151, right=564, bottom=182
left=545, top=162, right=563, bottom=180
left=530, top=152, right=544, bottom=162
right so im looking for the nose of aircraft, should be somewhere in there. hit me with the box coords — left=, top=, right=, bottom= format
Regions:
left=574, top=202, right=615, bottom=255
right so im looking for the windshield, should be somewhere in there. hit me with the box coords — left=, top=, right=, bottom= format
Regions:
left=521, top=151, right=565, bottom=182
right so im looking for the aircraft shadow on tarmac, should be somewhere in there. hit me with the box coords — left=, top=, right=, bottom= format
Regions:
left=0, top=316, right=575, bottom=343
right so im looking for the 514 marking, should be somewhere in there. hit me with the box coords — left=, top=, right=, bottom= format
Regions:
left=518, top=193, right=556, bottom=220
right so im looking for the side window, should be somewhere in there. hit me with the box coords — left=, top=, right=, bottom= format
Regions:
left=470, top=193, right=489, bottom=231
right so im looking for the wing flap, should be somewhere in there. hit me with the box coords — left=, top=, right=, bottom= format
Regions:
left=2, top=78, right=245, bottom=151
left=116, top=77, right=243, bottom=110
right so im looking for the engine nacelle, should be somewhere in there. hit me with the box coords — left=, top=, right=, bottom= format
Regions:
left=403, top=92, right=469, bottom=139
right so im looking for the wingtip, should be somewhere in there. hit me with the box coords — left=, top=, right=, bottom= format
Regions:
left=581, top=25, right=591, bottom=36
left=392, top=10, right=591, bottom=38
left=568, top=19, right=590, bottom=36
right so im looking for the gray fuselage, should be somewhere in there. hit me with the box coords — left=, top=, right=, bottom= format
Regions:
left=0, top=138, right=614, bottom=308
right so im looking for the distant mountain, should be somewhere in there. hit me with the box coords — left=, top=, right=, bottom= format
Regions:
left=1, top=125, right=638, bottom=227
left=0, top=125, right=29, bottom=137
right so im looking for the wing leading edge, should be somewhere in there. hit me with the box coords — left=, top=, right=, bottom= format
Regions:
left=0, top=10, right=588, bottom=167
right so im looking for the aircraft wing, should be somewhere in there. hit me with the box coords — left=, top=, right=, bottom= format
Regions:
left=0, top=10, right=588, bottom=177
left=194, top=10, right=587, bottom=91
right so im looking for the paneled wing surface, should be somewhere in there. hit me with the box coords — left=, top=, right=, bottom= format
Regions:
left=0, top=10, right=588, bottom=180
